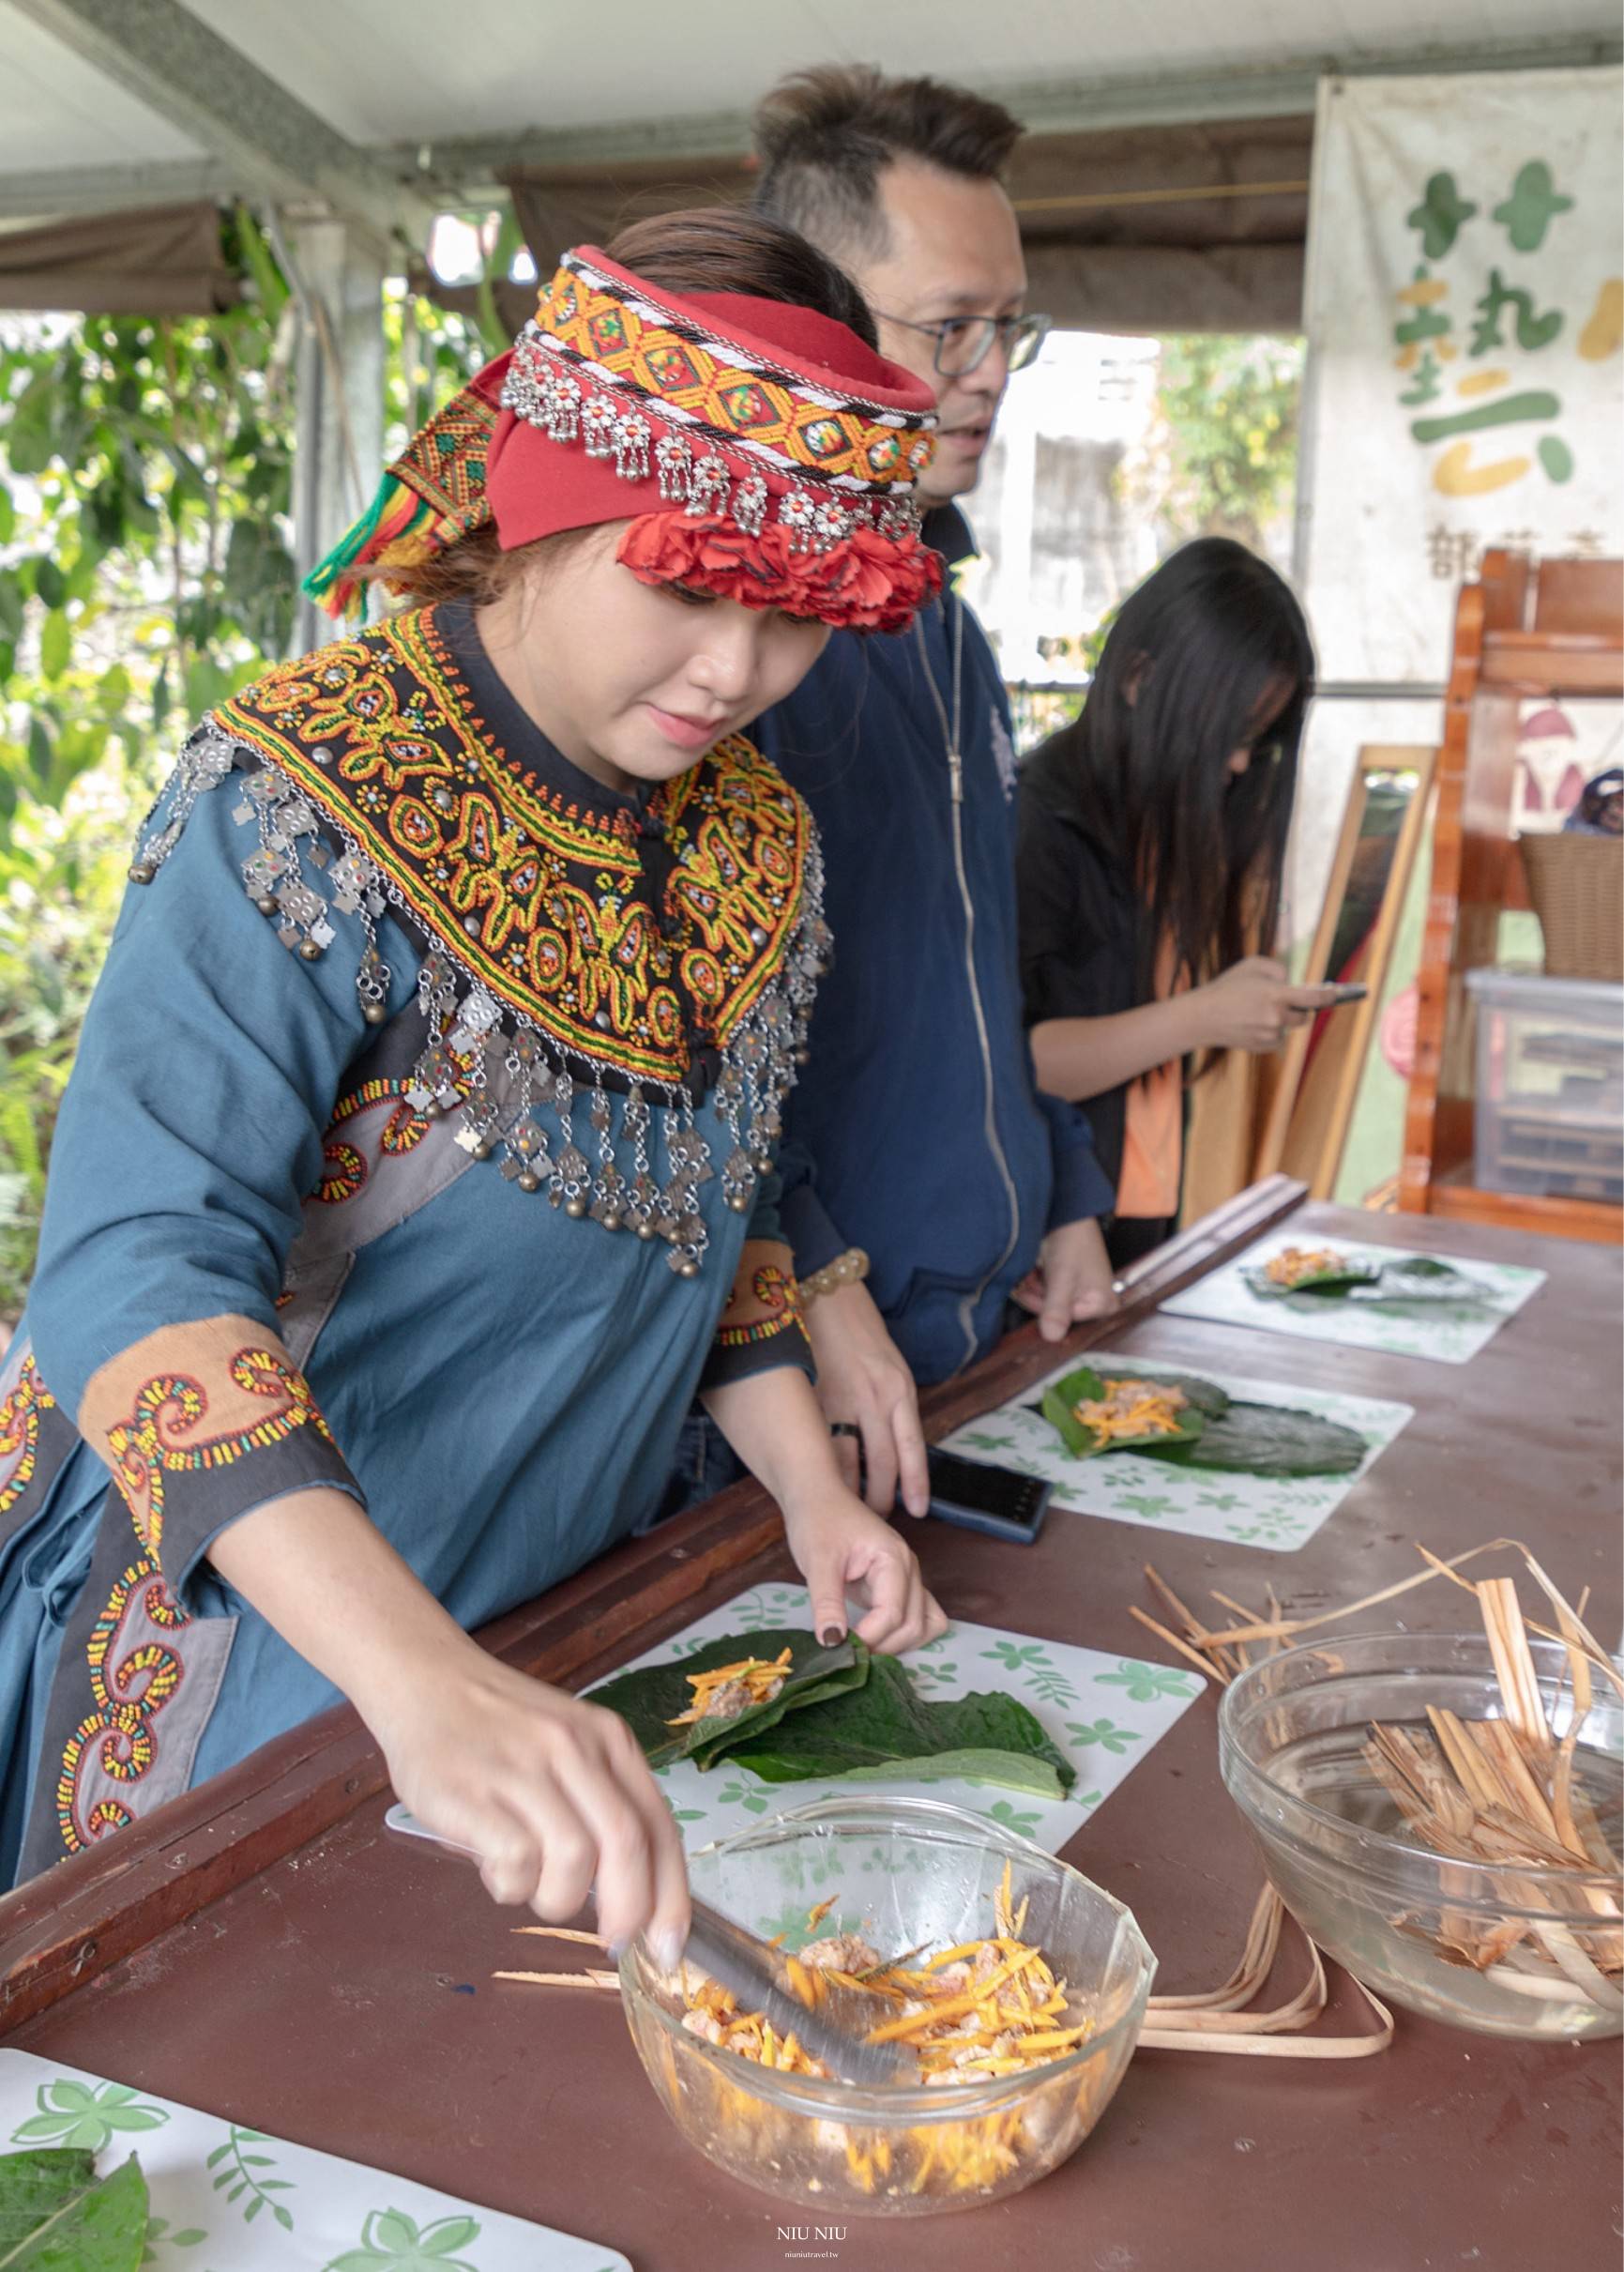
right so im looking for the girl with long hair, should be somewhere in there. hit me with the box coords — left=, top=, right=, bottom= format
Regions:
left=1017, top=538, right=1329, bottom=1266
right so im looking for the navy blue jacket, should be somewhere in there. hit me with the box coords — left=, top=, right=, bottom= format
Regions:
left=756, top=509, right=1113, bottom=1387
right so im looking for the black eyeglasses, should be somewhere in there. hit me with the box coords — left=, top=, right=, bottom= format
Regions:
left=872, top=309, right=1052, bottom=377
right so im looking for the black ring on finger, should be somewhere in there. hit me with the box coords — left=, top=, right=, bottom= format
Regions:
left=828, top=1422, right=861, bottom=1439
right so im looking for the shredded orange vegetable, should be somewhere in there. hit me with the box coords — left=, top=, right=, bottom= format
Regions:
left=1073, top=1378, right=1189, bottom=1444
left=664, top=1646, right=794, bottom=1727
left=1264, top=1244, right=1349, bottom=1288
left=671, top=1869, right=1092, bottom=2097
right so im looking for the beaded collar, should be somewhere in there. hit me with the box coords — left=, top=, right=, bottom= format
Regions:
left=131, top=605, right=827, bottom=1273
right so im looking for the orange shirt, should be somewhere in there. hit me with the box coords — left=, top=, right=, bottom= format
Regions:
left=1116, top=939, right=1183, bottom=1220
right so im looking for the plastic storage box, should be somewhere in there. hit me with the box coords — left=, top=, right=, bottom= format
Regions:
left=1467, top=968, right=1623, bottom=1204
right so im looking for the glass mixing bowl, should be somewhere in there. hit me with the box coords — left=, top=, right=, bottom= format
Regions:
left=618, top=1795, right=1154, bottom=2216
left=1220, top=1630, right=1623, bottom=2040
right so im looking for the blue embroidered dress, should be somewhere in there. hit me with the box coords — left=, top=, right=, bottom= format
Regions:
left=0, top=600, right=821, bottom=1885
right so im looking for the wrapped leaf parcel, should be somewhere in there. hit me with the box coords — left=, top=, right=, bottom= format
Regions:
left=1038, top=1366, right=1366, bottom=1479
left=1243, top=1248, right=1488, bottom=1309
left=595, top=1630, right=1076, bottom=1801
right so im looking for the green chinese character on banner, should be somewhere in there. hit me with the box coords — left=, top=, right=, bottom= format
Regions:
left=1469, top=269, right=1564, bottom=355
left=1399, top=349, right=1444, bottom=405
left=1406, top=171, right=1478, bottom=259
left=1492, top=160, right=1574, bottom=253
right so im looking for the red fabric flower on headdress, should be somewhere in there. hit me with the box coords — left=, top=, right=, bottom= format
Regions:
left=617, top=511, right=942, bottom=634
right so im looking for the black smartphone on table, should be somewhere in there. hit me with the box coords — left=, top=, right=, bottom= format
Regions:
left=918, top=1446, right=1052, bottom=1545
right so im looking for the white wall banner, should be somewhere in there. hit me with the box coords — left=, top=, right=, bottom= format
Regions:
left=1287, top=64, right=1623, bottom=937
left=1298, top=63, right=1622, bottom=684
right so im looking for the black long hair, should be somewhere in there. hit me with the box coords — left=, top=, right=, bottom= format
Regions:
left=1058, top=537, right=1314, bottom=1001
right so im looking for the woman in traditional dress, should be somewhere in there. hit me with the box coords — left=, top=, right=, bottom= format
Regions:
left=0, top=209, right=945, bottom=1963
left=1016, top=538, right=1320, bottom=1268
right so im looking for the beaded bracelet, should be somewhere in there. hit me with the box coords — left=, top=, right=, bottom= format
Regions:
left=797, top=1247, right=870, bottom=1306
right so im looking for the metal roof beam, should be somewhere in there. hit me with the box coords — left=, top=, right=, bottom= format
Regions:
left=6, top=0, right=441, bottom=251
left=403, top=33, right=1623, bottom=191
left=0, top=157, right=235, bottom=220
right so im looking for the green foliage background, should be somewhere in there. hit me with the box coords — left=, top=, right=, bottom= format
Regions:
left=0, top=209, right=488, bottom=1320
left=1154, top=331, right=1305, bottom=552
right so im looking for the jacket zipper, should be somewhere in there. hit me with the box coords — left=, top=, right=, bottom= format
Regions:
left=916, top=600, right=1022, bottom=1369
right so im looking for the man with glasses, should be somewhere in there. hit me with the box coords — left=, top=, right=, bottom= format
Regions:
left=746, top=68, right=1118, bottom=1521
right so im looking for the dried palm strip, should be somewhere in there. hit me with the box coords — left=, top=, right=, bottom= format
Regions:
left=1146, top=1883, right=1283, bottom=2014
left=512, top=1925, right=611, bottom=1947
left=1128, top=1606, right=1228, bottom=1688
left=1136, top=1565, right=1252, bottom=1682
left=1191, top=1539, right=1623, bottom=1702
left=1480, top=1577, right=1550, bottom=1767
left=494, top=1968, right=620, bottom=1990
left=1140, top=1892, right=1394, bottom=2060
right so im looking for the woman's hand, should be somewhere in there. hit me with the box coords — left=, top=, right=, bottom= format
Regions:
left=367, top=1644, right=691, bottom=1965
left=1189, top=955, right=1340, bottom=1052
left=779, top=1484, right=948, bottom=1656
left=802, top=1278, right=930, bottom=1517
left=1012, top=1215, right=1119, bottom=1342
left=204, top=1484, right=687, bottom=1955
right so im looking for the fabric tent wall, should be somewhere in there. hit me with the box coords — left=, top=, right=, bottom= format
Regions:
left=504, top=114, right=1313, bottom=336
left=0, top=203, right=240, bottom=315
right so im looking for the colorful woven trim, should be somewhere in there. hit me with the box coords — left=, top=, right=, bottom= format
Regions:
left=303, top=383, right=499, bottom=623
left=534, top=253, right=933, bottom=495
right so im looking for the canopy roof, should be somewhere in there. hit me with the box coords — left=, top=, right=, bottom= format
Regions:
left=0, top=2, right=1616, bottom=328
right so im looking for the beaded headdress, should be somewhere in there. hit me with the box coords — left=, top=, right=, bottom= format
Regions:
left=306, top=246, right=942, bottom=633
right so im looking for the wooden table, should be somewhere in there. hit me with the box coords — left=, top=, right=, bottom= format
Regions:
left=2, top=1181, right=1618, bottom=2272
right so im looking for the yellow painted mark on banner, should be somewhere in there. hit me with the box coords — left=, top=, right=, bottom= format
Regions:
left=1578, top=279, right=1622, bottom=360
left=1433, top=440, right=1533, bottom=496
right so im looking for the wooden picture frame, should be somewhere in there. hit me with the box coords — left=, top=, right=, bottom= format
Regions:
left=1257, top=743, right=1438, bottom=1197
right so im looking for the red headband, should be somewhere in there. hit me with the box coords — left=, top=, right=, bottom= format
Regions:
left=305, top=246, right=943, bottom=633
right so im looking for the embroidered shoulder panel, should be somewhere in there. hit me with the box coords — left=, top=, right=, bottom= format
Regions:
left=215, top=608, right=813, bottom=1090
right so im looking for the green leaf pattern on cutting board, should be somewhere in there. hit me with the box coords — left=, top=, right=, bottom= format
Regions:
left=206, top=2126, right=296, bottom=2231
left=1096, top=1660, right=1199, bottom=1703
left=979, top=1641, right=1077, bottom=1708
left=713, top=1778, right=772, bottom=1815
left=1110, top=1491, right=1176, bottom=1520
left=1065, top=1719, right=1143, bottom=1755
left=142, top=2213, right=210, bottom=2263
left=322, top=2206, right=483, bottom=2270
left=10, top=2080, right=170, bottom=2154
left=981, top=1801, right=1041, bottom=1837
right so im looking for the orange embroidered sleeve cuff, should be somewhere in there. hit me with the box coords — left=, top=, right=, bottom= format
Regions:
left=81, top=1315, right=364, bottom=1613
left=700, top=1242, right=814, bottom=1392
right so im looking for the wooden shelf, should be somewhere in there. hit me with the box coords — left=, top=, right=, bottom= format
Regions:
left=1399, top=548, right=1624, bottom=1246
left=1429, top=1161, right=1622, bottom=1244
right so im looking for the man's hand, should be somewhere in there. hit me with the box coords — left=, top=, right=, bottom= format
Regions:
left=1011, top=1216, right=1119, bottom=1342
left=802, top=1278, right=931, bottom=1517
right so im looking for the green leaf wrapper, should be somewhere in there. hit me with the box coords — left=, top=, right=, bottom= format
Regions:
left=0, top=2154, right=148, bottom=2271
left=1138, top=1400, right=1368, bottom=1477
left=591, top=1629, right=867, bottom=1769
left=725, top=1654, right=1075, bottom=1797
